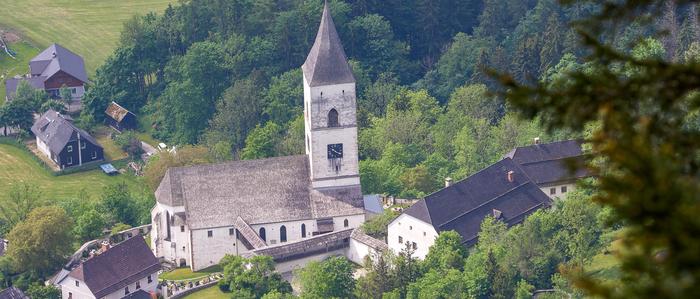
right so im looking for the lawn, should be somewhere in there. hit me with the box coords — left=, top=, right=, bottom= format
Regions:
left=0, top=142, right=143, bottom=201
left=182, top=285, right=228, bottom=299
left=0, top=40, right=40, bottom=105
left=0, top=0, right=173, bottom=74
left=160, top=265, right=223, bottom=281
left=93, top=126, right=128, bottom=161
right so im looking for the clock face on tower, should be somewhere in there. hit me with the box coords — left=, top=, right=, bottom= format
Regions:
left=327, top=143, right=343, bottom=159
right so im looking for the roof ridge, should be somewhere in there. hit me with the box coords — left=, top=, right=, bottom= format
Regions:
left=170, top=154, right=307, bottom=173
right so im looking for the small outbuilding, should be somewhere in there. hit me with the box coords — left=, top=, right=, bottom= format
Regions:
left=105, top=102, right=137, bottom=131
left=0, top=286, right=28, bottom=299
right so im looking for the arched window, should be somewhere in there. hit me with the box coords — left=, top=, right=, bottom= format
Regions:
left=259, top=227, right=266, bottom=242
left=280, top=226, right=287, bottom=243
left=328, top=109, right=339, bottom=127
left=344, top=219, right=349, bottom=228
left=301, top=224, right=306, bottom=238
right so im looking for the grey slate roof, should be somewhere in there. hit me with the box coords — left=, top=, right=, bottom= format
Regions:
left=30, top=43, right=88, bottom=83
left=68, top=237, right=160, bottom=299
left=504, top=139, right=589, bottom=185
left=363, top=194, right=384, bottom=214
left=404, top=158, right=553, bottom=246
left=156, top=155, right=364, bottom=230
left=301, top=2, right=355, bottom=87
left=31, top=109, right=101, bottom=155
left=0, top=287, right=28, bottom=299
left=351, top=229, right=388, bottom=251
left=4, top=76, right=46, bottom=99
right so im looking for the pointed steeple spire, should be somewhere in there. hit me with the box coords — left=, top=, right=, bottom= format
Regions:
left=302, top=1, right=355, bottom=87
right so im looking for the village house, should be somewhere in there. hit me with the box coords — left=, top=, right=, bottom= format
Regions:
left=105, top=102, right=137, bottom=132
left=151, top=3, right=367, bottom=271
left=55, top=237, right=160, bottom=299
left=31, top=109, right=104, bottom=169
left=5, top=43, right=87, bottom=101
left=0, top=287, right=28, bottom=299
left=388, top=139, right=589, bottom=259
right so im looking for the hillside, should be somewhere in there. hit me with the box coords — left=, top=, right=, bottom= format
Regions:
left=0, top=0, right=173, bottom=73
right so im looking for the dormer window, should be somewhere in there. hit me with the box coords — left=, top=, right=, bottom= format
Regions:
left=328, top=109, right=339, bottom=127
left=67, top=145, right=73, bottom=152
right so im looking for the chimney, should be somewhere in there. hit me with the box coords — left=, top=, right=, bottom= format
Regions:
left=444, top=177, right=453, bottom=188
left=534, top=137, right=540, bottom=145
left=507, top=171, right=514, bottom=182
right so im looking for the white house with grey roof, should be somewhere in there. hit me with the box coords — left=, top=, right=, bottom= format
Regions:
left=388, top=139, right=589, bottom=259
left=150, top=2, right=366, bottom=271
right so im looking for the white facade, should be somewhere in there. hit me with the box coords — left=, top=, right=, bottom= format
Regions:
left=540, top=182, right=577, bottom=200
left=304, top=78, right=360, bottom=189
left=46, top=85, right=85, bottom=100
left=58, top=271, right=158, bottom=299
left=387, top=213, right=439, bottom=259
left=36, top=136, right=54, bottom=162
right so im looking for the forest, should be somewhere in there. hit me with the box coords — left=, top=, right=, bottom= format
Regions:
left=74, top=0, right=625, bottom=197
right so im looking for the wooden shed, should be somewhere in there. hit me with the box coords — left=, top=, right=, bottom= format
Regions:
left=105, top=102, right=137, bottom=131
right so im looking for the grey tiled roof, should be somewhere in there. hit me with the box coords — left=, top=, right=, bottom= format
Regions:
left=30, top=43, right=88, bottom=83
left=351, top=229, right=388, bottom=251
left=405, top=158, right=553, bottom=246
left=0, top=287, right=28, bottom=299
left=4, top=76, right=46, bottom=99
left=301, top=2, right=355, bottom=87
left=156, top=155, right=364, bottom=230
left=504, top=139, right=589, bottom=185
left=31, top=110, right=101, bottom=155
left=69, top=237, right=160, bottom=298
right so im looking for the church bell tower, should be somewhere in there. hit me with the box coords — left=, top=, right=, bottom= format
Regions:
left=302, top=2, right=360, bottom=190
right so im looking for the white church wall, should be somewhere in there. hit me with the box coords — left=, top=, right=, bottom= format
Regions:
left=190, top=226, right=242, bottom=271
left=251, top=219, right=316, bottom=246
left=150, top=203, right=190, bottom=266
left=333, top=214, right=365, bottom=231
left=308, top=128, right=360, bottom=185
left=388, top=213, right=438, bottom=259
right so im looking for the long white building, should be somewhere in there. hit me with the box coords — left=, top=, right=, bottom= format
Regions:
left=151, top=3, right=367, bottom=271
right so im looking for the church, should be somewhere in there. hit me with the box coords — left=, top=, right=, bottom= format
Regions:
left=150, top=3, right=367, bottom=271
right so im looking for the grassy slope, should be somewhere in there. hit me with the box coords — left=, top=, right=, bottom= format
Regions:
left=160, top=265, right=223, bottom=281
left=0, top=41, right=41, bottom=105
left=181, top=286, right=228, bottom=299
left=0, top=0, right=173, bottom=74
left=0, top=143, right=140, bottom=201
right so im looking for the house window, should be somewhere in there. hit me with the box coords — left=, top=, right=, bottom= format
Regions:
left=561, top=186, right=568, bottom=193
left=409, top=226, right=412, bottom=230
left=136, top=281, right=141, bottom=289
left=229, top=228, right=235, bottom=236
left=182, top=246, right=186, bottom=252
left=280, top=225, right=287, bottom=243
left=68, top=293, right=72, bottom=299
left=412, top=242, right=417, bottom=250
left=344, top=219, right=349, bottom=227
left=550, top=187, right=556, bottom=195
left=301, top=224, right=306, bottom=238
left=80, top=142, right=86, bottom=149
left=67, top=145, right=73, bottom=152
left=71, top=88, right=76, bottom=94
left=207, top=230, right=213, bottom=237
left=180, top=226, right=185, bottom=232
left=398, top=236, right=403, bottom=244
left=328, top=109, right=339, bottom=127
left=75, top=280, right=79, bottom=287
left=259, top=227, right=266, bottom=241
left=92, top=151, right=97, bottom=159
left=125, top=287, right=130, bottom=295
left=147, top=275, right=152, bottom=283
left=423, top=232, right=426, bottom=236
left=67, top=156, right=73, bottom=165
